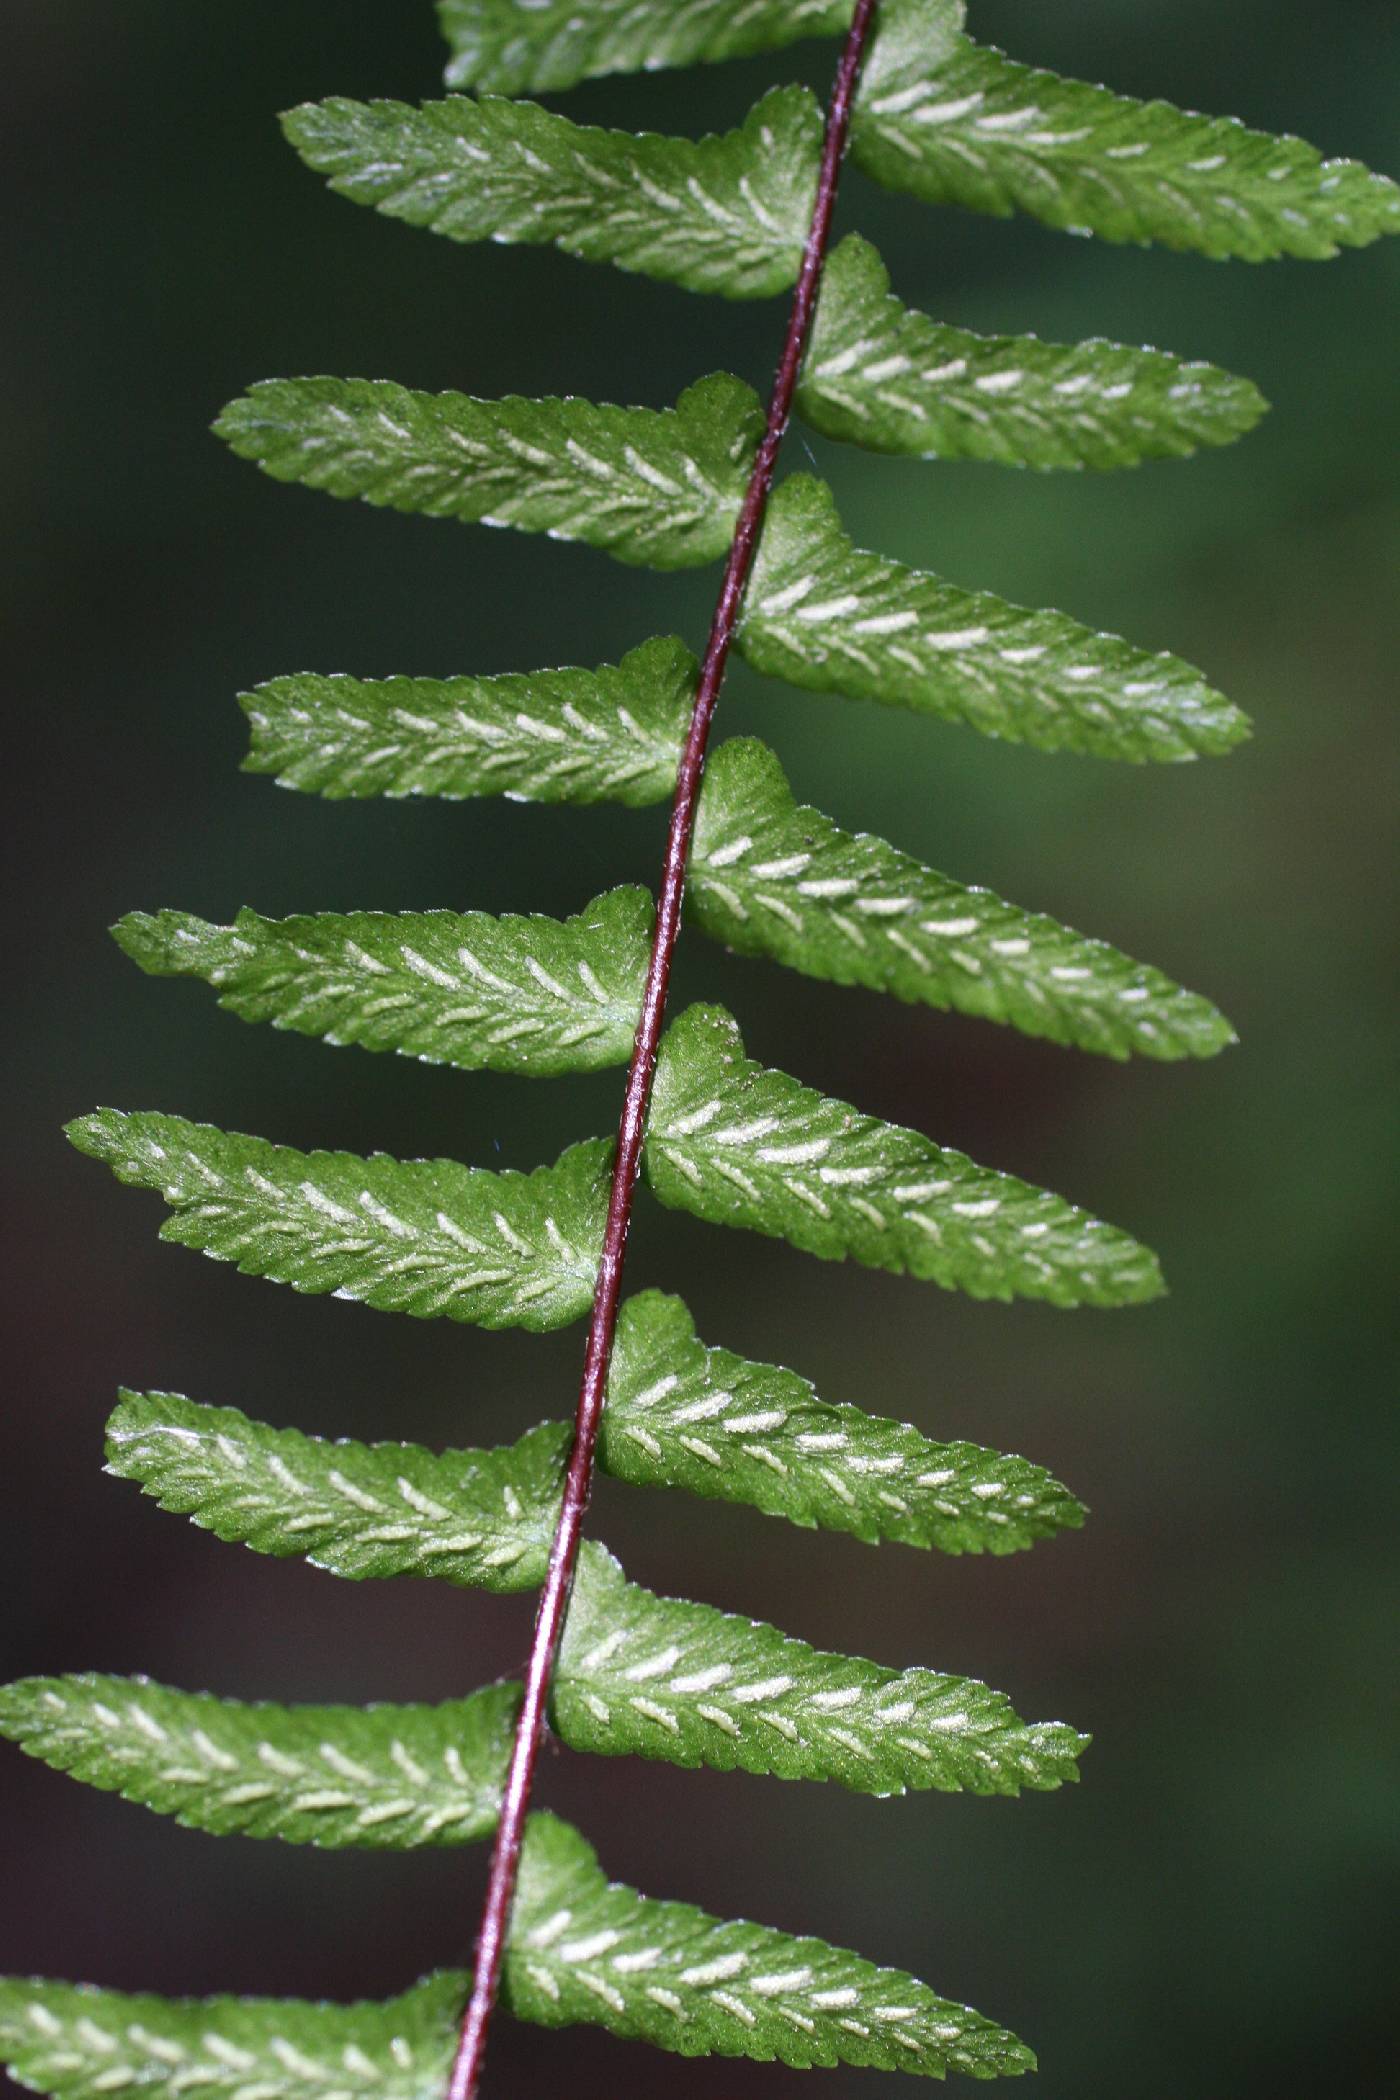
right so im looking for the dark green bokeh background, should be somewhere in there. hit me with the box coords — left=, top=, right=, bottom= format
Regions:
left=5, top=5, right=1397, bottom=2095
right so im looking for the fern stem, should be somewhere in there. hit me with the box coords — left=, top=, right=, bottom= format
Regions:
left=445, top=8, right=880, bottom=2093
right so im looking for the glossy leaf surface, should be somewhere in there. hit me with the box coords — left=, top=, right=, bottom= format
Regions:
left=0, top=1974, right=464, bottom=2100
left=602, top=1291, right=1083, bottom=1554
left=285, top=88, right=820, bottom=300
left=109, top=1348, right=1079, bottom=1575
left=438, top=0, right=853, bottom=94
left=242, top=636, right=693, bottom=806
left=645, top=1005, right=1163, bottom=1307
left=114, top=889, right=652, bottom=1078
left=691, top=738, right=1234, bottom=1059
left=851, top=34, right=1400, bottom=260
left=67, top=1112, right=611, bottom=1331
left=739, top=476, right=1248, bottom=762
left=506, top=1813, right=1032, bottom=2076
left=105, top=1392, right=565, bottom=1593
left=0, top=1676, right=518, bottom=1849
left=216, top=374, right=763, bottom=570
left=555, top=1544, right=1087, bottom=1796
left=800, top=234, right=1267, bottom=469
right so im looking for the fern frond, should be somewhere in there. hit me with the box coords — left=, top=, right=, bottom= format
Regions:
left=215, top=373, right=762, bottom=570
left=800, top=234, right=1268, bottom=469
left=109, top=1348, right=1078, bottom=1576
left=851, top=34, right=1400, bottom=260
left=603, top=1291, right=1082, bottom=1554
left=66, top=1112, right=610, bottom=1331
left=555, top=1543, right=1086, bottom=1797
left=113, top=889, right=651, bottom=1078
left=507, top=1811, right=1032, bottom=2077
left=1, top=1555, right=1080, bottom=1849
left=242, top=636, right=693, bottom=806
left=0, top=1677, right=518, bottom=1850
left=284, top=88, right=820, bottom=301
left=739, top=475, right=1248, bottom=762
left=105, top=1392, right=565, bottom=1592
left=645, top=1005, right=1162, bottom=1307
left=691, top=739, right=1233, bottom=1059
left=0, top=1972, right=464, bottom=2100
left=0, top=1811, right=1029, bottom=2088
left=18, top=2, right=1373, bottom=2089
left=438, top=0, right=856, bottom=95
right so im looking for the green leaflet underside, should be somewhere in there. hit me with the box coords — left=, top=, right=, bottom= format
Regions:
left=691, top=738, right=1234, bottom=1060
left=847, top=0, right=971, bottom=134
left=602, top=1291, right=1083, bottom=1555
left=113, top=888, right=652, bottom=1078
left=556, top=1542, right=1086, bottom=1797
left=739, top=476, right=1248, bottom=762
left=506, top=1812, right=1031, bottom=2076
left=0, top=1811, right=1028, bottom=2083
left=242, top=635, right=693, bottom=806
left=800, top=235, right=1268, bottom=470
left=437, top=0, right=855, bottom=95
left=0, top=1586, right=1079, bottom=1818
left=215, top=372, right=763, bottom=570
left=66, top=1111, right=610, bottom=1332
left=645, top=1005, right=1163, bottom=1308
left=118, top=769, right=1232, bottom=1066
left=284, top=87, right=820, bottom=301
left=105, top=1391, right=565, bottom=1592
left=25, top=1, right=1376, bottom=2088
left=230, top=693, right=1235, bottom=1059
left=108, top=1319, right=1080, bottom=1571
left=93, top=1400, right=1083, bottom=1801
left=0, top=1971, right=466, bottom=2100
left=0, top=1676, right=519, bottom=1850
left=851, top=34, right=1400, bottom=261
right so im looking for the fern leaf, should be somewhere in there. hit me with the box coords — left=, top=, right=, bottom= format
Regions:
left=555, top=1543, right=1087, bottom=1797
left=507, top=1811, right=1033, bottom=2076
left=66, top=1112, right=610, bottom=1331
left=691, top=739, right=1234, bottom=1060
left=800, top=234, right=1267, bottom=470
left=105, top=1392, right=565, bottom=1592
left=108, top=1350, right=1078, bottom=1577
left=242, top=636, right=692, bottom=806
left=0, top=1971, right=463, bottom=2100
left=113, top=889, right=651, bottom=1078
left=0, top=1818, right=1028, bottom=2087
left=0, top=1537, right=1082, bottom=1840
left=0, top=1676, right=518, bottom=1850
left=851, top=33, right=1400, bottom=260
left=438, top=0, right=856, bottom=95
left=645, top=1005, right=1162, bottom=1307
left=603, top=1291, right=1082, bottom=1554
left=738, top=475, right=1247, bottom=762
left=284, top=88, right=819, bottom=302
left=214, top=373, right=762, bottom=570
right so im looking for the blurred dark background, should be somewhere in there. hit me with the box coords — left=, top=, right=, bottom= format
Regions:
left=4, top=4, right=1397, bottom=2096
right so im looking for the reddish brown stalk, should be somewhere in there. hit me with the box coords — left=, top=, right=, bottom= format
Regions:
left=445, top=7, right=880, bottom=2094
